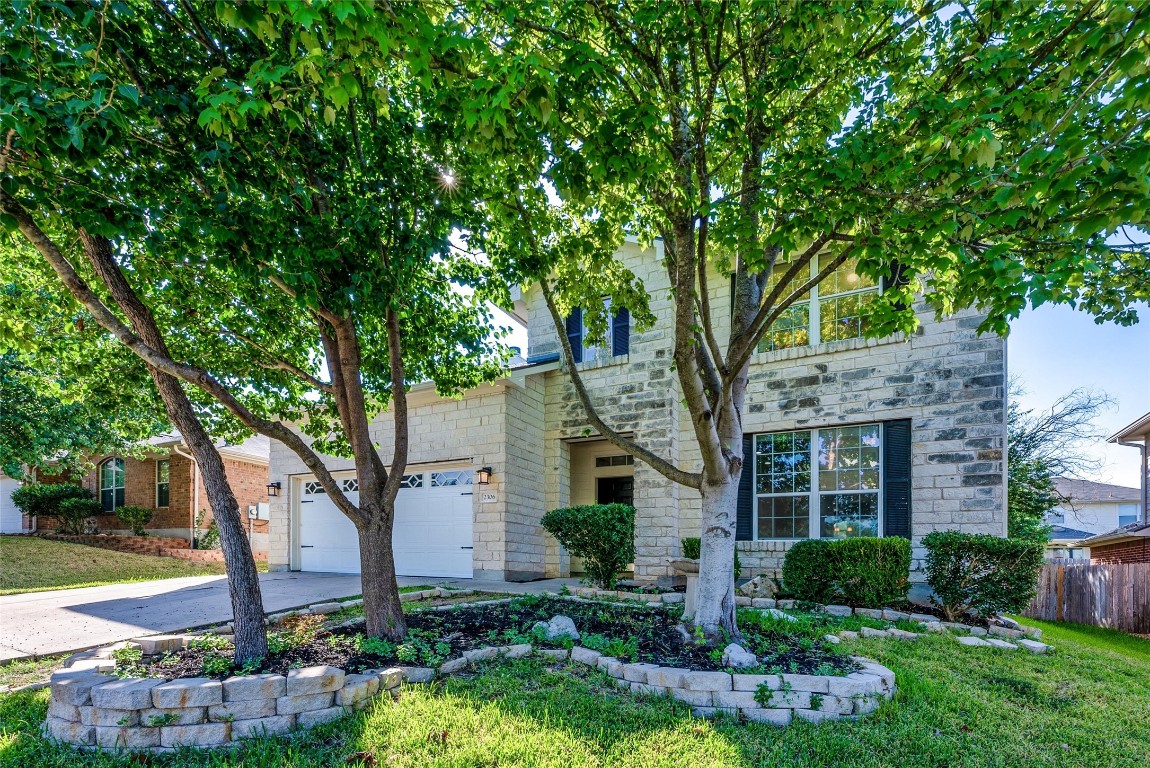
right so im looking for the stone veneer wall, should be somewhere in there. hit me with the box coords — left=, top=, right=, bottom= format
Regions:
left=265, top=379, right=549, bottom=581
left=523, top=241, right=1008, bottom=584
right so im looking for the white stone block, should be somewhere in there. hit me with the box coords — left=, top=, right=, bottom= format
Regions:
left=91, top=678, right=162, bottom=710
left=141, top=706, right=207, bottom=726
left=713, top=690, right=759, bottom=709
left=223, top=674, right=286, bottom=702
left=1017, top=639, right=1051, bottom=654
left=43, top=716, right=94, bottom=745
left=781, top=674, right=830, bottom=694
left=94, top=725, right=161, bottom=749
left=732, top=674, right=779, bottom=692
left=286, top=666, right=345, bottom=696
left=682, top=671, right=733, bottom=692
left=160, top=722, right=230, bottom=747
left=335, top=674, right=380, bottom=707
left=152, top=678, right=223, bottom=708
left=646, top=667, right=688, bottom=688
left=232, top=715, right=297, bottom=738
left=570, top=647, right=602, bottom=666
left=397, top=666, right=435, bottom=683
left=296, top=706, right=346, bottom=729
left=276, top=692, right=335, bottom=715
left=742, top=707, right=792, bottom=725
left=51, top=671, right=114, bottom=707
left=670, top=688, right=712, bottom=706
left=209, top=699, right=276, bottom=721
left=622, top=663, right=660, bottom=683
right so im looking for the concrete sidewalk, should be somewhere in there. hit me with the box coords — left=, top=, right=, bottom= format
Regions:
left=0, top=572, right=580, bottom=661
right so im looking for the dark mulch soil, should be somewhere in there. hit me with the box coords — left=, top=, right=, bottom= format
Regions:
left=138, top=596, right=855, bottom=681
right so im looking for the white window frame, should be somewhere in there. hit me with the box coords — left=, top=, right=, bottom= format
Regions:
left=752, top=424, right=885, bottom=541
left=758, top=256, right=881, bottom=352
left=99, top=457, right=125, bottom=513
left=155, top=459, right=170, bottom=508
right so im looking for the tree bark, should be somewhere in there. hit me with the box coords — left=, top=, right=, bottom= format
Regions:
left=78, top=230, right=269, bottom=662
left=690, top=465, right=743, bottom=641
left=357, top=511, right=406, bottom=640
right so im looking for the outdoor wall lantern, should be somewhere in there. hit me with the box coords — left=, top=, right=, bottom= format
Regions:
left=476, top=467, right=493, bottom=485
left=266, top=481, right=281, bottom=497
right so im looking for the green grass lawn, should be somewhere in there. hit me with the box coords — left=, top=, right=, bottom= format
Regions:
left=0, top=536, right=237, bottom=595
left=1, top=616, right=1147, bottom=767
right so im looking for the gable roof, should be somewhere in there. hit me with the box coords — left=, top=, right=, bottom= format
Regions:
left=1052, top=477, right=1141, bottom=504
left=1109, top=411, right=1150, bottom=443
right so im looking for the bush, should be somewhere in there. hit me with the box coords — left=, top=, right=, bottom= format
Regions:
left=782, top=537, right=912, bottom=606
left=116, top=505, right=154, bottom=536
left=193, top=508, right=220, bottom=549
left=542, top=504, right=635, bottom=588
left=681, top=537, right=741, bottom=580
left=832, top=537, right=911, bottom=607
left=922, top=530, right=1045, bottom=621
left=55, top=496, right=103, bottom=535
left=10, top=482, right=91, bottom=519
left=781, top=539, right=836, bottom=603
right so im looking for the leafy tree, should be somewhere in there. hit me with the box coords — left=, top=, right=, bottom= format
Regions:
left=1008, top=382, right=1115, bottom=540
left=1, top=1, right=506, bottom=645
left=467, top=1, right=1150, bottom=640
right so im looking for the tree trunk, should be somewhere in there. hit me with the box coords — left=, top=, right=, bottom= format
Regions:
left=691, top=476, right=741, bottom=642
left=358, top=511, right=406, bottom=640
left=78, top=231, right=269, bottom=662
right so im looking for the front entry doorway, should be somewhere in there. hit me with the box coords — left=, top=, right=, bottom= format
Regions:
left=597, top=476, right=634, bottom=506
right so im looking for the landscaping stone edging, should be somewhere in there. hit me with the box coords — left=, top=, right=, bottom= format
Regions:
left=44, top=616, right=896, bottom=751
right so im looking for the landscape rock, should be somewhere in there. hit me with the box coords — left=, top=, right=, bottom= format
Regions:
left=743, top=707, right=792, bottom=725
left=297, top=707, right=346, bottom=729
left=823, top=634, right=841, bottom=645
left=43, top=717, right=94, bottom=745
left=151, top=678, right=223, bottom=709
left=276, top=692, right=335, bottom=715
left=94, top=725, right=160, bottom=749
left=859, top=627, right=889, bottom=638
left=736, top=575, right=775, bottom=598
left=984, top=638, right=1018, bottom=651
left=285, top=666, right=344, bottom=696
left=223, top=674, right=286, bottom=702
left=721, top=644, right=758, bottom=669
left=160, top=722, right=230, bottom=748
left=956, top=636, right=990, bottom=647
left=141, top=706, right=207, bottom=726
left=91, top=678, right=162, bottom=710
left=732, top=674, right=779, bottom=692
left=533, top=615, right=580, bottom=641
left=397, top=666, right=435, bottom=683
left=1017, top=639, right=1052, bottom=654
left=823, top=605, right=853, bottom=617
left=763, top=608, right=798, bottom=622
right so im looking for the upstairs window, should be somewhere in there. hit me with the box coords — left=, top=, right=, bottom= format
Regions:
left=100, top=458, right=125, bottom=513
left=757, top=254, right=880, bottom=352
left=566, top=299, right=630, bottom=363
left=156, top=459, right=170, bottom=508
left=1118, top=504, right=1139, bottom=526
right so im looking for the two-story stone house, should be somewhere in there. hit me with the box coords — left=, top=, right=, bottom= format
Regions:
left=266, top=240, right=1008, bottom=585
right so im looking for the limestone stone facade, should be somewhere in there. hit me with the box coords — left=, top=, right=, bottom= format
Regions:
left=267, top=240, right=1007, bottom=585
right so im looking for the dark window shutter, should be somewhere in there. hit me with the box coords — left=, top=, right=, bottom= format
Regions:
left=612, top=307, right=630, bottom=356
left=881, top=259, right=911, bottom=310
left=882, top=419, right=913, bottom=539
left=736, top=433, right=754, bottom=540
left=565, top=308, right=583, bottom=364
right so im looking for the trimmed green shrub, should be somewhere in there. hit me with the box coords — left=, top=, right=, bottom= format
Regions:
left=922, top=530, right=1045, bottom=620
left=782, top=537, right=912, bottom=606
left=11, top=483, right=98, bottom=534
left=832, top=537, right=911, bottom=607
left=116, top=504, right=154, bottom=536
left=542, top=504, right=635, bottom=588
left=10, top=482, right=91, bottom=519
left=54, top=496, right=103, bottom=535
left=781, top=539, right=836, bottom=603
left=681, top=537, right=742, bottom=580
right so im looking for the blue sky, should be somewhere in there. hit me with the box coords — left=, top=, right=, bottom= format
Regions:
left=1009, top=304, right=1149, bottom=489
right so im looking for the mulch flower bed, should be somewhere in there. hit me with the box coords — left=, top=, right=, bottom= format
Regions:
left=131, top=596, right=855, bottom=681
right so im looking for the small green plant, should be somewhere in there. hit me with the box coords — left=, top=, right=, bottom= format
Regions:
left=193, top=508, right=220, bottom=549
left=579, top=633, right=638, bottom=661
left=115, top=504, right=153, bottom=536
left=356, top=635, right=397, bottom=658
left=238, top=657, right=263, bottom=676
left=187, top=634, right=232, bottom=652
left=810, top=693, right=824, bottom=711
left=541, top=503, right=635, bottom=589
left=146, top=712, right=180, bottom=727
left=753, top=681, right=775, bottom=708
left=201, top=652, right=232, bottom=676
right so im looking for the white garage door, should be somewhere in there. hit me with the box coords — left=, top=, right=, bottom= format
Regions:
left=298, top=469, right=474, bottom=578
left=0, top=474, right=23, bottom=534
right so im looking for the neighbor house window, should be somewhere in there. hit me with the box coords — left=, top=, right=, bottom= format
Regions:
left=757, top=254, right=879, bottom=352
left=1118, top=503, right=1139, bottom=526
left=99, top=458, right=126, bottom=513
left=754, top=424, right=882, bottom=539
left=156, top=459, right=170, bottom=508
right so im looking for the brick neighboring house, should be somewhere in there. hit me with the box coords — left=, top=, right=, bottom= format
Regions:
left=266, top=240, right=1008, bottom=585
left=33, top=433, right=271, bottom=551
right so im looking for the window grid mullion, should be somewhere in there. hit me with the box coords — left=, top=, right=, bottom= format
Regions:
left=808, top=258, right=821, bottom=346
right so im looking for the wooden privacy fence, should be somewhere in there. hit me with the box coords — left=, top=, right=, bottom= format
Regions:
left=1023, top=563, right=1150, bottom=633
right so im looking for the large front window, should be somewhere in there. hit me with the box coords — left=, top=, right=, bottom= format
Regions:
left=758, top=254, right=879, bottom=352
left=754, top=424, right=882, bottom=539
left=99, top=458, right=125, bottom=513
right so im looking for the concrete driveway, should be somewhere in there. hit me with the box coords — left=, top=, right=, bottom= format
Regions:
left=0, top=572, right=579, bottom=662
left=0, top=571, right=367, bottom=661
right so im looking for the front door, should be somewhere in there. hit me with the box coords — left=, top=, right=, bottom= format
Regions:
left=597, top=476, right=634, bottom=506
